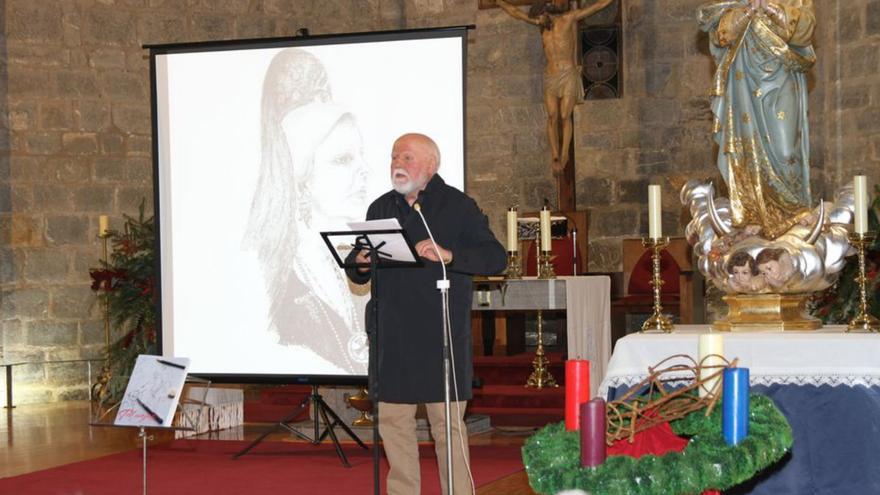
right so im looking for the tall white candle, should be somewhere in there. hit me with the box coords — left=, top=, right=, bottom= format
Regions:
left=540, top=207, right=552, bottom=252
left=648, top=185, right=662, bottom=239
left=507, top=208, right=518, bottom=252
left=698, top=333, right=724, bottom=398
left=854, top=175, right=868, bottom=234
left=98, top=215, right=109, bottom=237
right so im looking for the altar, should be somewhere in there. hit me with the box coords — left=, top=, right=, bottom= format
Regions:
left=472, top=276, right=611, bottom=396
left=600, top=326, right=880, bottom=494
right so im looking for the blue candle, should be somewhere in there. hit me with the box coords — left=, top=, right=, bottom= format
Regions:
left=722, top=367, right=749, bottom=445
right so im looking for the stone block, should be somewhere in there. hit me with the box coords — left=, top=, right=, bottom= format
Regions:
left=48, top=157, right=92, bottom=182
left=7, top=215, right=45, bottom=248
left=111, top=104, right=151, bottom=134
left=33, top=185, right=75, bottom=212
left=76, top=99, right=112, bottom=132
left=81, top=8, right=136, bottom=46
left=839, top=7, right=864, bottom=44
left=9, top=101, right=37, bottom=131
left=125, top=157, right=153, bottom=183
left=6, top=45, right=70, bottom=67
left=618, top=178, right=651, bottom=204
left=1, top=320, right=25, bottom=346
left=638, top=98, right=681, bottom=125
left=73, top=185, right=116, bottom=212
left=588, top=238, right=622, bottom=272
left=100, top=134, right=126, bottom=155
left=62, top=133, right=99, bottom=155
left=576, top=176, right=615, bottom=207
left=55, top=70, right=100, bottom=98
left=39, top=101, right=74, bottom=130
left=591, top=207, right=640, bottom=237
left=51, top=285, right=98, bottom=319
left=24, top=249, right=70, bottom=282
left=26, top=132, right=63, bottom=155
left=137, top=12, right=189, bottom=44
left=73, top=248, right=100, bottom=285
left=845, top=44, right=880, bottom=78
left=5, top=0, right=64, bottom=42
left=191, top=13, right=236, bottom=41
left=98, top=72, right=147, bottom=100
left=46, top=362, right=88, bottom=387
left=126, top=135, right=152, bottom=156
left=80, top=320, right=106, bottom=346
left=94, top=157, right=126, bottom=181
left=118, top=187, right=154, bottom=214
left=0, top=288, right=50, bottom=318
left=0, top=248, right=21, bottom=284
left=89, top=48, right=128, bottom=69
left=234, top=15, right=279, bottom=39
left=26, top=320, right=79, bottom=346
left=46, top=215, right=89, bottom=245
left=869, top=0, right=880, bottom=36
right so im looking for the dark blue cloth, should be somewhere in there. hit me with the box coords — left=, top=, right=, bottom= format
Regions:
left=608, top=384, right=880, bottom=494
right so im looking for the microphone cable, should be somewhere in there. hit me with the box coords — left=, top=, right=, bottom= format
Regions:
left=413, top=202, right=476, bottom=495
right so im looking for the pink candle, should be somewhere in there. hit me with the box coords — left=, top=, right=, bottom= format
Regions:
left=565, top=360, right=590, bottom=431
left=580, top=398, right=607, bottom=467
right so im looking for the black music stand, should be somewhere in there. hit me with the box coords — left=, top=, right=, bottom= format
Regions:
left=321, top=226, right=421, bottom=495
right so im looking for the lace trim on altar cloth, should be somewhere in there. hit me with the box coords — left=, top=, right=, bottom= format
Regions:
left=600, top=373, right=880, bottom=397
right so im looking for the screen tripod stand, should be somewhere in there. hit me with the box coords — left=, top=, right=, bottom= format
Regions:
left=233, top=384, right=367, bottom=466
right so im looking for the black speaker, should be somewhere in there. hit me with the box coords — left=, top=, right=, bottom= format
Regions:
left=580, top=24, right=622, bottom=99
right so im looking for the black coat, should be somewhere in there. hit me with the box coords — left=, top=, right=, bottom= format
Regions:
left=346, top=175, right=507, bottom=403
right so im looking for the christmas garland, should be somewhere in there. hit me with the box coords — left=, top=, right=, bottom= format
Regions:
left=522, top=394, right=792, bottom=495
left=89, top=203, right=158, bottom=403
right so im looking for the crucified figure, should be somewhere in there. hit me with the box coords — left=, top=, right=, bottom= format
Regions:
left=497, top=0, right=613, bottom=176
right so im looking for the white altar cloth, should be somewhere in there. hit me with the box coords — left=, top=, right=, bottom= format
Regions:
left=599, top=324, right=880, bottom=395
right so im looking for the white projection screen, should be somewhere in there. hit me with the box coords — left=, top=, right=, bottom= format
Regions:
left=151, top=28, right=468, bottom=383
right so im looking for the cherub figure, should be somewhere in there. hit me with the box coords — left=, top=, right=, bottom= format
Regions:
left=726, top=251, right=767, bottom=293
left=756, top=248, right=796, bottom=289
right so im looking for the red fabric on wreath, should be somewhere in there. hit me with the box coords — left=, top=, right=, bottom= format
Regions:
left=608, top=420, right=720, bottom=495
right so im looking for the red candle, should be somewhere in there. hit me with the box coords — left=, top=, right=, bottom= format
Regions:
left=580, top=398, right=606, bottom=467
left=565, top=359, right=591, bottom=431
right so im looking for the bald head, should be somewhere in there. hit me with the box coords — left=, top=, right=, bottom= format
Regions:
left=390, top=133, right=441, bottom=203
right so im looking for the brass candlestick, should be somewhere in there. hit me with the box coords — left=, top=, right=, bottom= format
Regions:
left=847, top=232, right=879, bottom=333
left=92, top=226, right=113, bottom=403
left=641, top=237, right=674, bottom=333
left=526, top=310, right=557, bottom=388
left=506, top=251, right=523, bottom=279
left=345, top=387, right=373, bottom=426
left=538, top=251, right=556, bottom=279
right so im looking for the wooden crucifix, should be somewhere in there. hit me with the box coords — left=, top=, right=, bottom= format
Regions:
left=493, top=0, right=613, bottom=210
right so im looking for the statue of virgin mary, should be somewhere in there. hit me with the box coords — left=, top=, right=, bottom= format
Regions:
left=699, top=0, right=816, bottom=239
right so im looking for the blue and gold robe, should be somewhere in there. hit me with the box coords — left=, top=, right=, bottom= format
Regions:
left=699, top=0, right=816, bottom=239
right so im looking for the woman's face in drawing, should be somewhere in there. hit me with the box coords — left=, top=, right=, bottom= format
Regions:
left=284, top=113, right=368, bottom=231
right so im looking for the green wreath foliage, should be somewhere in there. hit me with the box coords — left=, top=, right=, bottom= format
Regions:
left=522, top=394, right=792, bottom=495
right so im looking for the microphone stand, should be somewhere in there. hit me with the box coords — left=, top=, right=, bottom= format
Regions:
left=414, top=203, right=455, bottom=495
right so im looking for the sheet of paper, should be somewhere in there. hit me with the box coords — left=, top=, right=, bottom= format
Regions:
left=115, top=355, right=190, bottom=427
left=347, top=218, right=417, bottom=263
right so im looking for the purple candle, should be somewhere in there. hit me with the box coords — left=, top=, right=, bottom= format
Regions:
left=580, top=397, right=606, bottom=467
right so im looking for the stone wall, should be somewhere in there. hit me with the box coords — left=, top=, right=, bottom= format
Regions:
left=1, top=0, right=879, bottom=403
left=0, top=0, right=404, bottom=403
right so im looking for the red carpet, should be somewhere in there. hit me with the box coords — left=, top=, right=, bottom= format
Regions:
left=0, top=440, right=524, bottom=494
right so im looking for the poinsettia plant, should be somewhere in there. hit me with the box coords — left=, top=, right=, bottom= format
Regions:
left=89, top=202, right=158, bottom=403
left=811, top=184, right=880, bottom=323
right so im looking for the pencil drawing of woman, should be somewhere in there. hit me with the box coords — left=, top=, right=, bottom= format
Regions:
left=246, top=48, right=369, bottom=374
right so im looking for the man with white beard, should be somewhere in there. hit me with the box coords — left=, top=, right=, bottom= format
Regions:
left=347, top=133, right=506, bottom=494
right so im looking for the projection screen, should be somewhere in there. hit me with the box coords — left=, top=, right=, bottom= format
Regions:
left=151, top=27, right=468, bottom=383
